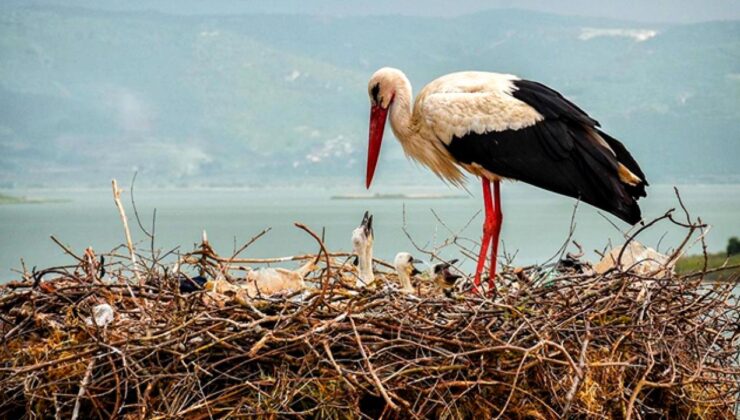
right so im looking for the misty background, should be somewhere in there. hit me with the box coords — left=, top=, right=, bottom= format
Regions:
left=1, top=0, right=739, bottom=189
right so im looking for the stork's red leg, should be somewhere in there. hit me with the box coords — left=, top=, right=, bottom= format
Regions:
left=488, top=180, right=502, bottom=294
left=473, top=178, right=494, bottom=294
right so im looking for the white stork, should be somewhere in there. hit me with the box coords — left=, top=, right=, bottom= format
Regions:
left=364, top=68, right=647, bottom=294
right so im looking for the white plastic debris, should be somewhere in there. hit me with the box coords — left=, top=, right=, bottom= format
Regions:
left=594, top=242, right=673, bottom=276
left=86, top=303, right=115, bottom=327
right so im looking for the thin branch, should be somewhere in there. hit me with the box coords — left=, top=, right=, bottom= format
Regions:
left=112, top=179, right=142, bottom=286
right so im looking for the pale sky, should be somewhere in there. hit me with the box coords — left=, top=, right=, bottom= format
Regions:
left=10, top=0, right=740, bottom=23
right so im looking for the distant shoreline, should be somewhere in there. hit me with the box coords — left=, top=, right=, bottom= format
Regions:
left=0, top=193, right=67, bottom=205
left=331, top=193, right=467, bottom=200
left=1, top=182, right=739, bottom=193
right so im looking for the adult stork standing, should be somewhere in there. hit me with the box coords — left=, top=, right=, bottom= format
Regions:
left=364, top=68, right=647, bottom=293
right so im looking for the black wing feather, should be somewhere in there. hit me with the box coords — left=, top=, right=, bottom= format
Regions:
left=511, top=80, right=599, bottom=127
left=445, top=79, right=647, bottom=224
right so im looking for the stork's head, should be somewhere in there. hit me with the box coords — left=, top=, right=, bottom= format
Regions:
left=366, top=67, right=406, bottom=188
left=351, top=211, right=374, bottom=258
left=431, top=259, right=459, bottom=276
left=431, top=259, right=462, bottom=286
left=394, top=252, right=422, bottom=277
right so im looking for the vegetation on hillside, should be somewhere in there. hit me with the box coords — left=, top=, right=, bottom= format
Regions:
left=727, top=236, right=740, bottom=255
left=676, top=237, right=740, bottom=281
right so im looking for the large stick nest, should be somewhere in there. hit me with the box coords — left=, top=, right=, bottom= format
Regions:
left=1, top=209, right=738, bottom=419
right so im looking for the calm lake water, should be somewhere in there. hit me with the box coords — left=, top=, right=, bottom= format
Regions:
left=1, top=184, right=738, bottom=281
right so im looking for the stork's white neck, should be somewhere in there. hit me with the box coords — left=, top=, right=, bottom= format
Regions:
left=396, top=269, right=413, bottom=293
left=358, top=244, right=374, bottom=286
left=385, top=72, right=466, bottom=186
left=388, top=75, right=413, bottom=143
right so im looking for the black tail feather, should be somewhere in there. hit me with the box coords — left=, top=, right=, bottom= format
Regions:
left=599, top=129, right=648, bottom=198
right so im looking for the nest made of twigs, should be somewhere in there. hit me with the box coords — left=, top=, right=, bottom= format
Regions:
left=1, top=228, right=739, bottom=420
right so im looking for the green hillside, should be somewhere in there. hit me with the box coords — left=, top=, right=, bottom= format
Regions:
left=0, top=7, right=738, bottom=187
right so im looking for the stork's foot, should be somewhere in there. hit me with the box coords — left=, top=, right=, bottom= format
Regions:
left=472, top=272, right=497, bottom=298
left=472, top=273, right=483, bottom=296
left=487, top=265, right=498, bottom=296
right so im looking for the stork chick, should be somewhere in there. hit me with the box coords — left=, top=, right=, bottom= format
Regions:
left=203, top=260, right=315, bottom=304
left=351, top=211, right=375, bottom=288
left=430, top=259, right=462, bottom=297
left=394, top=252, right=422, bottom=293
left=242, top=259, right=316, bottom=298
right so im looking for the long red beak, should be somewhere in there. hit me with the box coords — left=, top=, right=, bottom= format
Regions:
left=366, top=104, right=389, bottom=188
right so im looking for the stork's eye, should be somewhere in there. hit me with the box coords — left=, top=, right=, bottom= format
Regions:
left=371, top=83, right=380, bottom=103
left=408, top=255, right=414, bottom=263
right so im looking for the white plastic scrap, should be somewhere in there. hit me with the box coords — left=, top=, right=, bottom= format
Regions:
left=86, top=303, right=115, bottom=327
left=594, top=242, right=673, bottom=276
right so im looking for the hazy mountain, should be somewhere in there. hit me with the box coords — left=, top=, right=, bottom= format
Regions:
left=7, top=0, right=740, bottom=22
left=1, top=6, right=738, bottom=188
